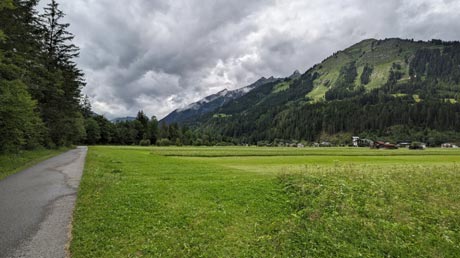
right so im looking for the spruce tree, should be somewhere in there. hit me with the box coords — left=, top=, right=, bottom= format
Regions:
left=0, top=0, right=45, bottom=153
left=40, top=0, right=85, bottom=146
left=148, top=116, right=159, bottom=144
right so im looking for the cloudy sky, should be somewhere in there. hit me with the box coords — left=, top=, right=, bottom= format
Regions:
left=44, top=0, right=460, bottom=119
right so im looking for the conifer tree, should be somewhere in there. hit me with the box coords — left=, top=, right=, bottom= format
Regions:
left=148, top=116, right=159, bottom=144
left=0, top=0, right=87, bottom=151
left=0, top=0, right=45, bottom=153
left=81, top=95, right=92, bottom=118
left=40, top=0, right=85, bottom=146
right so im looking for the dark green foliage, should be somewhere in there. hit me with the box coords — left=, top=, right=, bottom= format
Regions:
left=80, top=95, right=92, bottom=118
left=383, top=62, right=405, bottom=93
left=360, top=64, right=373, bottom=85
left=202, top=86, right=460, bottom=145
left=93, top=115, right=113, bottom=144
left=112, top=121, right=136, bottom=145
left=80, top=112, right=201, bottom=146
left=41, top=0, right=80, bottom=66
left=157, top=138, right=172, bottom=146
left=273, top=95, right=460, bottom=143
left=338, top=61, right=358, bottom=86
left=0, top=0, right=86, bottom=152
left=139, top=139, right=151, bottom=146
left=39, top=0, right=85, bottom=146
left=168, top=123, right=181, bottom=142
left=410, top=46, right=460, bottom=83
left=0, top=80, right=45, bottom=152
left=84, top=118, right=101, bottom=145
left=0, top=2, right=45, bottom=152
left=0, top=0, right=14, bottom=11
left=326, top=62, right=361, bottom=101
left=148, top=116, right=159, bottom=144
left=325, top=85, right=365, bottom=101
left=135, top=110, right=149, bottom=142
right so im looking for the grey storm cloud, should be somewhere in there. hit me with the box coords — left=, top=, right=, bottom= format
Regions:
left=45, top=0, right=460, bottom=119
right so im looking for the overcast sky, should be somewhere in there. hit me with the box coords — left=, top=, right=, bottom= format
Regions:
left=43, top=0, right=460, bottom=119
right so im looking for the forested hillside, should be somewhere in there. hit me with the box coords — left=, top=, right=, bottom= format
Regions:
left=96, top=38, right=460, bottom=147
left=175, top=38, right=460, bottom=146
left=0, top=0, right=85, bottom=152
left=161, top=77, right=279, bottom=125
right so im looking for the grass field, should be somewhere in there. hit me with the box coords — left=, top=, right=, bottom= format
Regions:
left=71, top=146, right=460, bottom=257
left=0, top=148, right=69, bottom=181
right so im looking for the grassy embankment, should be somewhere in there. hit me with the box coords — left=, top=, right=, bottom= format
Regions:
left=0, top=148, right=69, bottom=180
left=71, top=146, right=460, bottom=257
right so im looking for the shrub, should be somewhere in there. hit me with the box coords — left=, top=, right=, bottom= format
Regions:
left=157, top=138, right=171, bottom=146
left=139, top=139, right=151, bottom=146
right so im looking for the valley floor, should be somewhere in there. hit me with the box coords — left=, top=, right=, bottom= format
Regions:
left=70, top=146, right=460, bottom=257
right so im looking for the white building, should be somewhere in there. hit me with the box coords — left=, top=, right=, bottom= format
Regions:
left=352, top=136, right=360, bottom=147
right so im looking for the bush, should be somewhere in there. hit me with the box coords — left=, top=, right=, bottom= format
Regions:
left=157, top=138, right=171, bottom=146
left=139, top=139, right=151, bottom=146
left=257, top=141, right=270, bottom=147
left=215, top=142, right=235, bottom=146
left=193, top=139, right=203, bottom=146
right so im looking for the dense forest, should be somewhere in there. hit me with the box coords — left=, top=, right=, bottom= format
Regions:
left=0, top=0, right=86, bottom=153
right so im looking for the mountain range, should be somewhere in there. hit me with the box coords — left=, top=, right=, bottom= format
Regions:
left=162, top=38, right=460, bottom=144
left=161, top=76, right=279, bottom=124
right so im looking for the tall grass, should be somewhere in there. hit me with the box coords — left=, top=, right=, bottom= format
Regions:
left=278, top=163, right=460, bottom=257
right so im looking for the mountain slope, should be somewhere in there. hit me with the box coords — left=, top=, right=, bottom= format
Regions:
left=182, top=38, right=460, bottom=144
left=161, top=77, right=279, bottom=124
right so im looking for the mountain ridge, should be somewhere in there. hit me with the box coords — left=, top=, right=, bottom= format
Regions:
left=169, top=38, right=460, bottom=144
left=160, top=76, right=280, bottom=124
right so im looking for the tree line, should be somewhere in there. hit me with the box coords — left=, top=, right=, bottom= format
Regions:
left=1, top=0, right=85, bottom=153
left=82, top=109, right=229, bottom=147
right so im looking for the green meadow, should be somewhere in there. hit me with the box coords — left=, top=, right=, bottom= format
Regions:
left=71, top=146, right=460, bottom=257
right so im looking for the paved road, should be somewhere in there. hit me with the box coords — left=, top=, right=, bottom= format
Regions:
left=0, top=147, right=87, bottom=258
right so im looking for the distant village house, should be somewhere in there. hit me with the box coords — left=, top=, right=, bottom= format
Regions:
left=352, top=136, right=374, bottom=147
left=441, top=143, right=459, bottom=148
